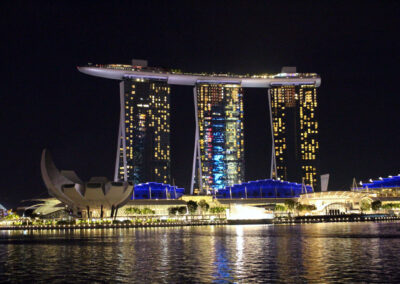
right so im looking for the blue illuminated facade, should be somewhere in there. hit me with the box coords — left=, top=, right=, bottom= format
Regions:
left=132, top=182, right=184, bottom=200
left=216, top=179, right=312, bottom=199
left=362, top=176, right=400, bottom=189
left=193, top=84, right=245, bottom=194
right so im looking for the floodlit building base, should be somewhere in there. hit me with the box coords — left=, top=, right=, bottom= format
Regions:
left=298, top=191, right=371, bottom=215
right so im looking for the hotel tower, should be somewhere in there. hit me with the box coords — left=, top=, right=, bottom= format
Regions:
left=191, top=83, right=245, bottom=195
left=114, top=60, right=171, bottom=184
left=269, top=67, right=320, bottom=190
left=116, top=78, right=170, bottom=184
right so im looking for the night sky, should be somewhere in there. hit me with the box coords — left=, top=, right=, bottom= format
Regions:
left=1, top=1, right=399, bottom=208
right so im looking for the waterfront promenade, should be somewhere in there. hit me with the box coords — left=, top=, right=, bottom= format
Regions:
left=0, top=220, right=227, bottom=230
left=2, top=214, right=400, bottom=230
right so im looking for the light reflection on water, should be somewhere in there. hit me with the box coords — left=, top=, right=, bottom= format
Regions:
left=1, top=223, right=400, bottom=283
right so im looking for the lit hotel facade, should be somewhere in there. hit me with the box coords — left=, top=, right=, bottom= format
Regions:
left=78, top=62, right=321, bottom=193
left=269, top=81, right=319, bottom=190
left=116, top=78, right=170, bottom=184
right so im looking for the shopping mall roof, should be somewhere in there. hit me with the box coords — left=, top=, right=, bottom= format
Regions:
left=362, top=175, right=400, bottom=189
left=217, top=179, right=312, bottom=199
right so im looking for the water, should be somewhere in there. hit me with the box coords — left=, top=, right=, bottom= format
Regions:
left=1, top=222, right=400, bottom=283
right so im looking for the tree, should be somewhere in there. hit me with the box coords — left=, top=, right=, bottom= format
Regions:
left=125, top=207, right=141, bottom=215
left=284, top=199, right=296, bottom=211
left=274, top=204, right=287, bottom=212
left=178, top=206, right=187, bottom=215
left=4, top=213, right=19, bottom=220
left=360, top=199, right=371, bottom=212
left=296, top=204, right=316, bottom=212
left=198, top=199, right=210, bottom=213
left=209, top=207, right=226, bottom=214
left=141, top=208, right=155, bottom=215
left=168, top=207, right=187, bottom=215
left=381, top=203, right=400, bottom=210
left=168, top=207, right=178, bottom=215
left=186, top=201, right=198, bottom=214
left=371, top=200, right=382, bottom=211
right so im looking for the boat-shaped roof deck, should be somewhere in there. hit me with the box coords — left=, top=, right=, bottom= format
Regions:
left=78, top=64, right=321, bottom=88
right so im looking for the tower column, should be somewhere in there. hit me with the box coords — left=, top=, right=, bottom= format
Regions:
left=114, top=81, right=128, bottom=181
left=190, top=86, right=203, bottom=195
left=268, top=88, right=277, bottom=179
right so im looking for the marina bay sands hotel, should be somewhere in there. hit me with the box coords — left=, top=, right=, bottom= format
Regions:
left=78, top=60, right=321, bottom=194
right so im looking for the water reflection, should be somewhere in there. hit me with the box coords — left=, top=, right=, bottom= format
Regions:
left=213, top=240, right=233, bottom=283
left=2, top=223, right=400, bottom=283
left=235, top=225, right=244, bottom=270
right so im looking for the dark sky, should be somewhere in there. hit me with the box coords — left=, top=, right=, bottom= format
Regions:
left=1, top=1, right=399, bottom=208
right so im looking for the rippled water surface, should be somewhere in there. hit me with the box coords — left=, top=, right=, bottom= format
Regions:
left=1, top=223, right=400, bottom=283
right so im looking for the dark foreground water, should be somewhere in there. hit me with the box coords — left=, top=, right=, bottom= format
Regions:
left=1, top=223, right=400, bottom=283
